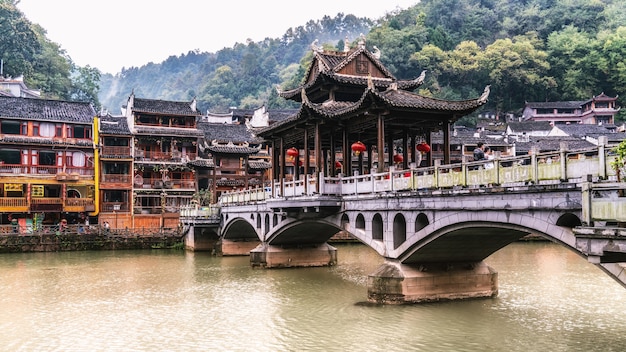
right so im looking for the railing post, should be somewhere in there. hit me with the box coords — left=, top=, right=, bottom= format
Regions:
left=598, top=136, right=608, bottom=180
left=434, top=160, right=441, bottom=188
left=531, top=146, right=539, bottom=184
left=560, top=142, right=568, bottom=181
left=581, top=182, right=592, bottom=226
left=461, top=155, right=468, bottom=187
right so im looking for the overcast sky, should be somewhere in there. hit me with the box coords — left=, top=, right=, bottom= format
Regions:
left=17, top=1, right=417, bottom=75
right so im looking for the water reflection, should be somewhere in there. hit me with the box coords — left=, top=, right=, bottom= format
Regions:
left=1, top=242, right=625, bottom=351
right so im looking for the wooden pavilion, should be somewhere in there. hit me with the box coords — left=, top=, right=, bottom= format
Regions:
left=258, top=38, right=490, bottom=187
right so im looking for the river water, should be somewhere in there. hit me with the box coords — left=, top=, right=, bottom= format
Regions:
left=1, top=242, right=626, bottom=351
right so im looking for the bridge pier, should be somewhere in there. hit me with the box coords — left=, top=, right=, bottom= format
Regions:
left=250, top=243, right=337, bottom=268
left=184, top=225, right=219, bottom=252
left=367, top=261, right=498, bottom=304
left=217, top=239, right=261, bottom=256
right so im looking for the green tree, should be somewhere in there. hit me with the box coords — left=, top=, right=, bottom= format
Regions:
left=0, top=0, right=41, bottom=78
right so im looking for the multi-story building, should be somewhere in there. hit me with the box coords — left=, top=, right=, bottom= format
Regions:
left=522, top=93, right=620, bottom=125
left=0, top=96, right=97, bottom=230
left=98, top=113, right=133, bottom=229
left=123, top=93, right=202, bottom=228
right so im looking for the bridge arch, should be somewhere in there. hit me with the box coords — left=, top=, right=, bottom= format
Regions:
left=221, top=216, right=260, bottom=241
left=265, top=219, right=343, bottom=246
left=391, top=210, right=581, bottom=261
left=393, top=213, right=406, bottom=249
left=264, top=214, right=270, bottom=236
left=415, top=213, right=429, bottom=232
left=355, top=214, right=365, bottom=230
left=372, top=213, right=383, bottom=240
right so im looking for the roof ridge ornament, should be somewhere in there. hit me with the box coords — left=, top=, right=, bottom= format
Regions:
left=358, top=33, right=366, bottom=48
left=310, top=39, right=323, bottom=53
left=372, top=46, right=381, bottom=59
left=344, top=35, right=350, bottom=52
left=479, top=85, right=491, bottom=103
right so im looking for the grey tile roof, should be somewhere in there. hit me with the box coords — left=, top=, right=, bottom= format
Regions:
left=133, top=98, right=201, bottom=116
left=197, top=121, right=263, bottom=144
left=515, top=136, right=594, bottom=153
left=99, top=114, right=131, bottom=135
left=134, top=125, right=204, bottom=137
left=0, top=95, right=95, bottom=124
left=507, top=121, right=553, bottom=133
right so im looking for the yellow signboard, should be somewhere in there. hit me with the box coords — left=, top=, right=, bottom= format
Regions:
left=31, top=185, right=44, bottom=197
left=4, top=183, right=23, bottom=192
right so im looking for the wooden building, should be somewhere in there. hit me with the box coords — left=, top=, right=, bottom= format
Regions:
left=98, top=113, right=133, bottom=229
left=0, top=96, right=97, bottom=229
left=260, top=38, right=489, bottom=183
left=191, top=117, right=271, bottom=203
left=522, top=93, right=620, bottom=125
left=123, top=93, right=203, bottom=229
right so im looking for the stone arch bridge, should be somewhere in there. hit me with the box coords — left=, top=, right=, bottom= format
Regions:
left=183, top=147, right=626, bottom=303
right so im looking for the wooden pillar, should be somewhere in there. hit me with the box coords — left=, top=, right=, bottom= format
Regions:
left=403, top=130, right=409, bottom=169
left=330, top=132, right=336, bottom=176
left=387, top=131, right=394, bottom=170
left=410, top=133, right=417, bottom=165
left=304, top=127, right=309, bottom=193
left=443, top=121, right=451, bottom=164
left=342, top=128, right=349, bottom=176
left=314, top=121, right=322, bottom=193
left=377, top=114, right=385, bottom=173
left=244, top=155, right=249, bottom=188
left=366, top=144, right=373, bottom=174
left=279, top=138, right=285, bottom=194
left=425, top=132, right=432, bottom=167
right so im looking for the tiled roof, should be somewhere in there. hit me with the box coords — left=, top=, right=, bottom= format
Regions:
left=507, top=121, right=553, bottom=133
left=197, top=121, right=263, bottom=144
left=133, top=98, right=201, bottom=116
left=279, top=46, right=425, bottom=101
left=0, top=95, right=95, bottom=123
left=248, top=160, right=271, bottom=169
left=134, top=125, right=204, bottom=137
left=99, top=114, right=131, bottom=135
left=206, top=144, right=261, bottom=155
left=525, top=101, right=584, bottom=109
left=553, top=124, right=618, bottom=137
left=515, top=136, right=594, bottom=153
left=187, top=158, right=214, bottom=168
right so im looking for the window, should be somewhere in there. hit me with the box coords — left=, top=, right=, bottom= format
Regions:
left=0, top=120, right=21, bottom=134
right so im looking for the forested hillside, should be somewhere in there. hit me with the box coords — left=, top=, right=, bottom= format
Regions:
left=3, top=0, right=626, bottom=123
left=0, top=0, right=100, bottom=106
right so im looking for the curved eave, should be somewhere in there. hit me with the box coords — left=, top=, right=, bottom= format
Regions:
left=375, top=89, right=488, bottom=115
left=206, top=145, right=261, bottom=155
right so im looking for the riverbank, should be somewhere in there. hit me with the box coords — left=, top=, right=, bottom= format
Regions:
left=0, top=226, right=184, bottom=253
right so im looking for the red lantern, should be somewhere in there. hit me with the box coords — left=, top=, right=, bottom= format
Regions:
left=335, top=161, right=342, bottom=169
left=286, top=147, right=299, bottom=157
left=416, top=142, right=431, bottom=153
left=351, top=141, right=366, bottom=155
left=393, top=154, right=403, bottom=163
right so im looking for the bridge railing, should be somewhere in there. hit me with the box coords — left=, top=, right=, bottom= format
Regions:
left=219, top=145, right=619, bottom=205
left=179, top=204, right=221, bottom=219
left=581, top=182, right=626, bottom=225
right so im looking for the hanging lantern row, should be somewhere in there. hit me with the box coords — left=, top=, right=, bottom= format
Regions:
left=416, top=142, right=431, bottom=153
left=393, top=154, right=404, bottom=163
left=351, top=141, right=366, bottom=155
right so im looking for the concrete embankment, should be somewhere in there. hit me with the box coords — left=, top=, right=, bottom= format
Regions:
left=0, top=227, right=183, bottom=253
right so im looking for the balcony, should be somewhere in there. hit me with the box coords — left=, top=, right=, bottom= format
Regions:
left=134, top=177, right=195, bottom=190
left=0, top=164, right=94, bottom=177
left=135, top=150, right=196, bottom=163
left=101, top=146, right=132, bottom=158
left=101, top=174, right=132, bottom=184
left=101, top=202, right=130, bottom=213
